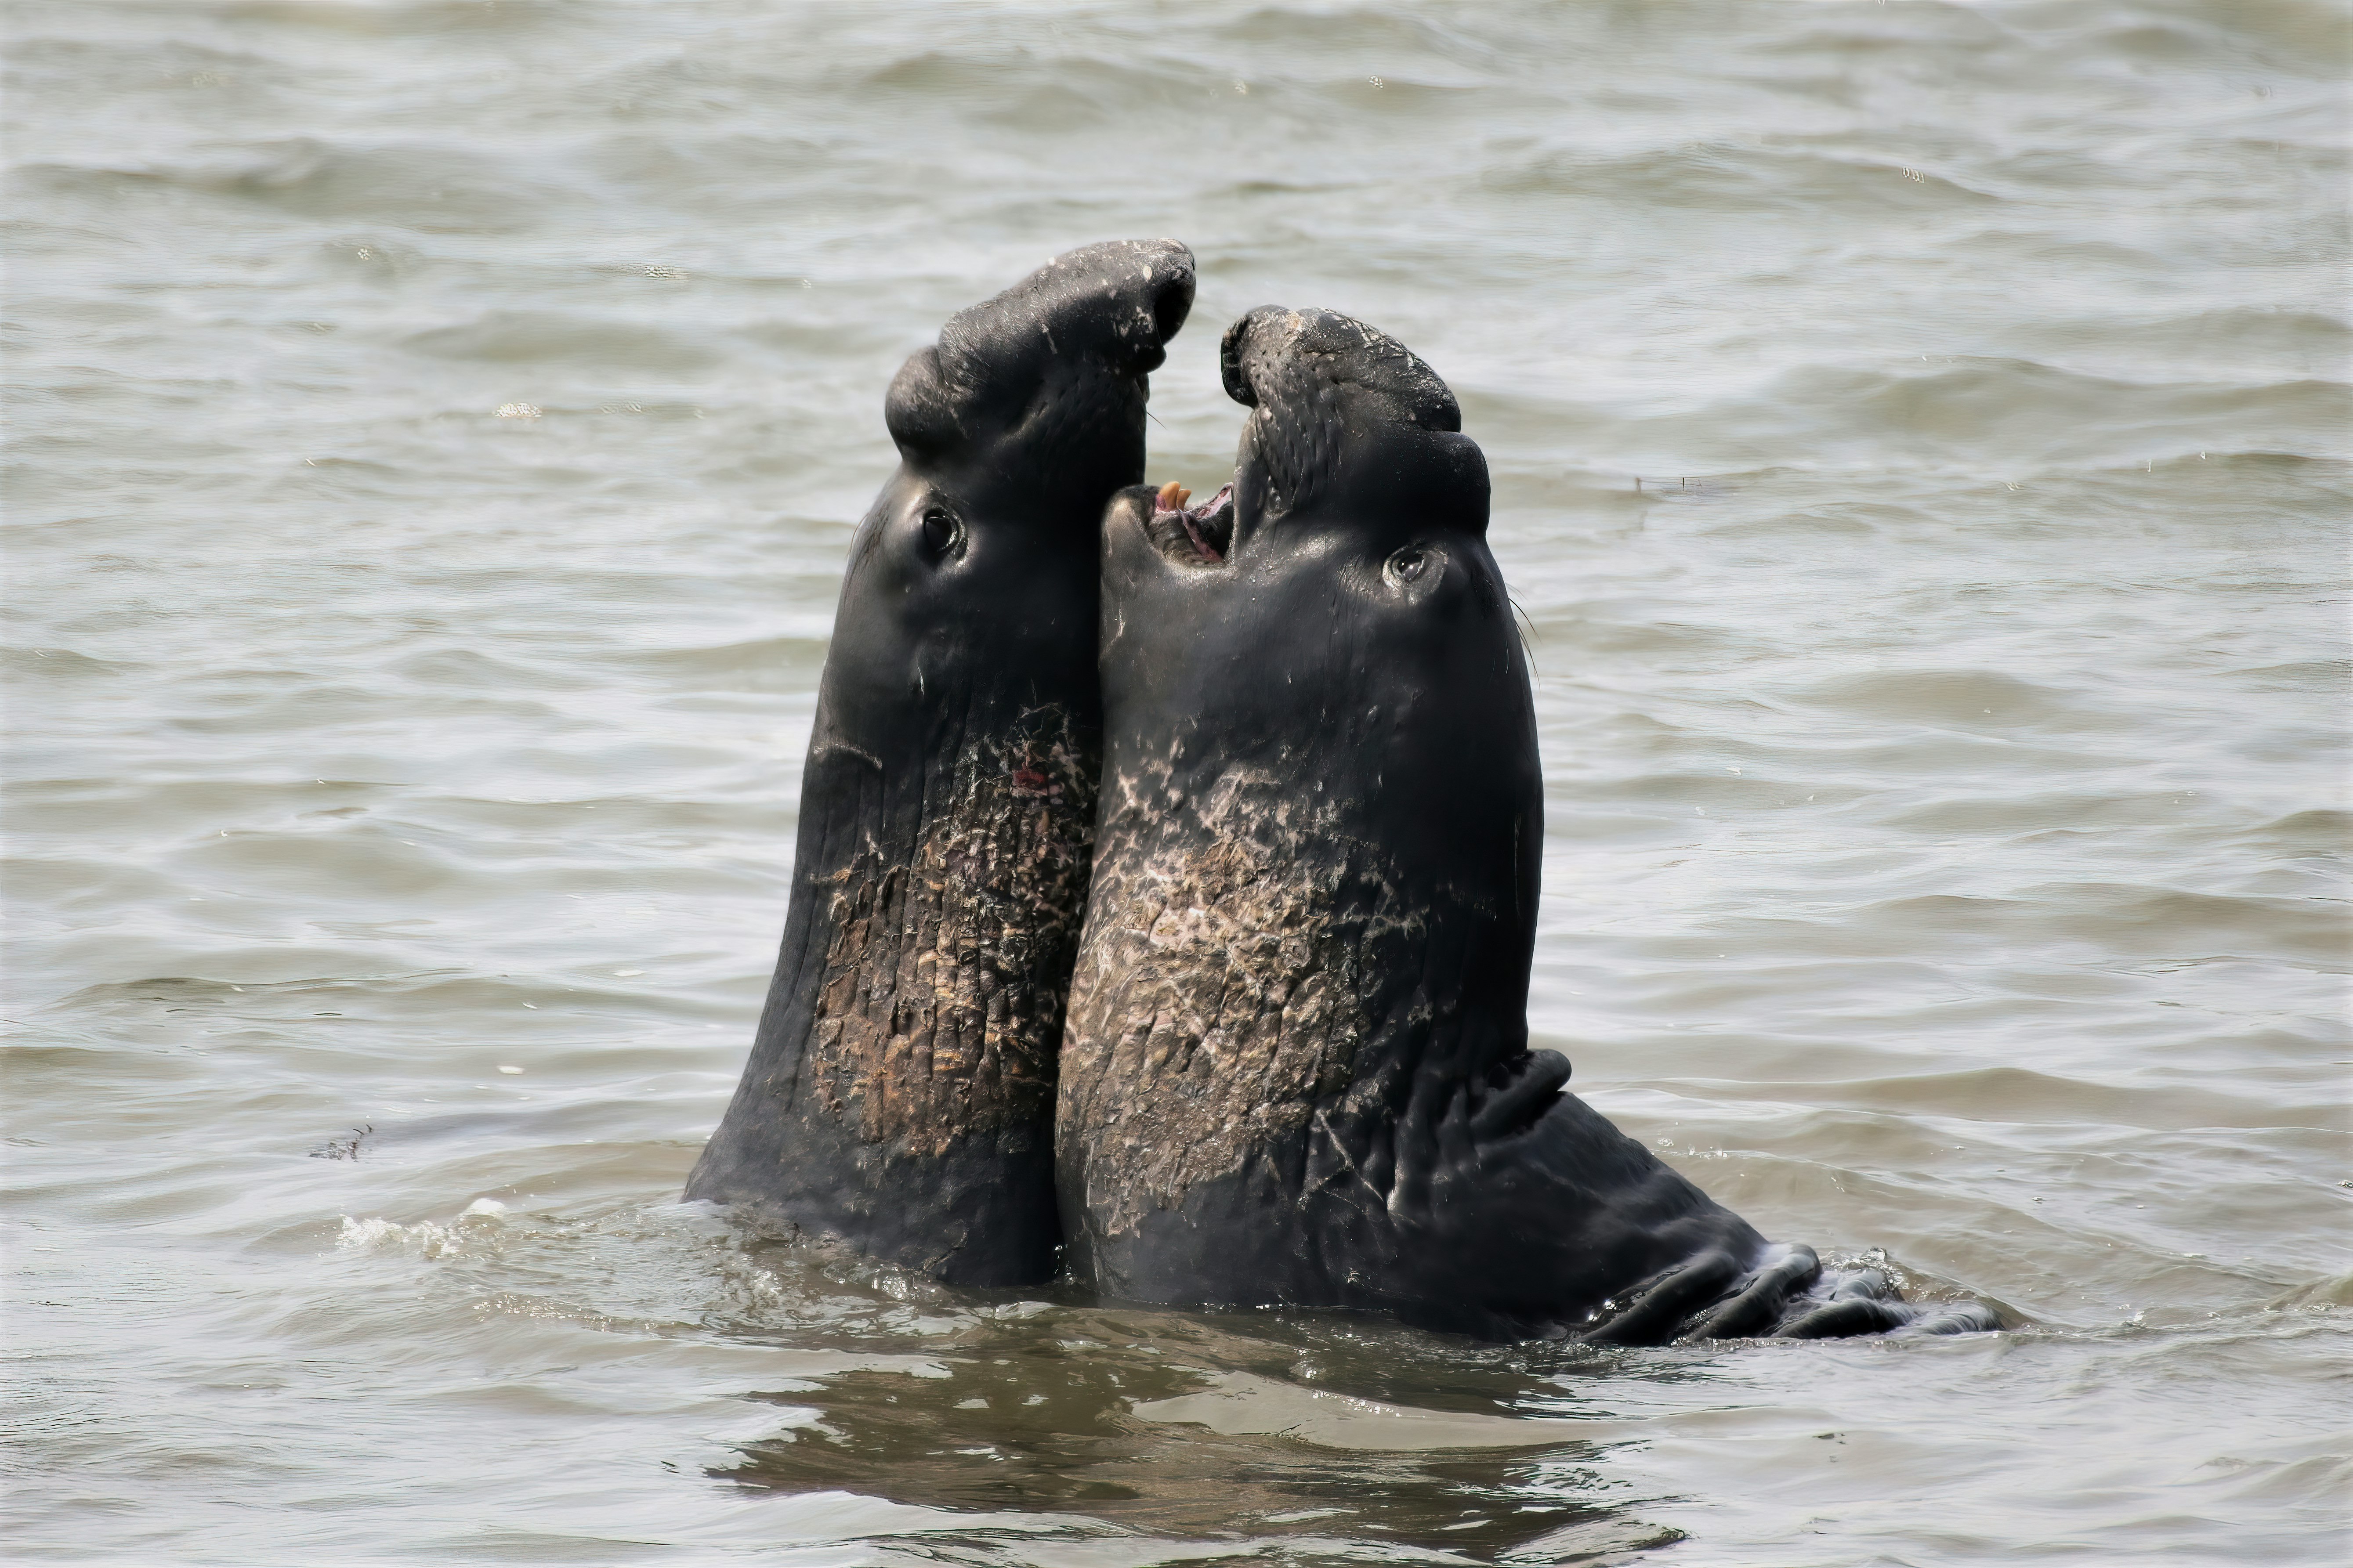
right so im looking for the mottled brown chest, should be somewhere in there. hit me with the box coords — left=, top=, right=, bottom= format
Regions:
left=1057, top=816, right=1390, bottom=1235
left=804, top=717, right=1097, bottom=1153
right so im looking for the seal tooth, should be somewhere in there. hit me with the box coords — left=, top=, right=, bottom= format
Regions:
left=1156, top=480, right=1191, bottom=513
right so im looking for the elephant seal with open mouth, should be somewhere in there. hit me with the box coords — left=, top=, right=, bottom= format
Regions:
left=1055, top=305, right=1995, bottom=1342
left=687, top=240, right=1196, bottom=1286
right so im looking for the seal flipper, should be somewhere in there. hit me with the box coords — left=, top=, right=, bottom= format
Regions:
left=1585, top=1244, right=1999, bottom=1344
left=1579, top=1250, right=1743, bottom=1346
left=1891, top=1301, right=2004, bottom=1335
left=1771, top=1264, right=2001, bottom=1339
left=1676, top=1243, right=1823, bottom=1342
left=1774, top=1294, right=1913, bottom=1339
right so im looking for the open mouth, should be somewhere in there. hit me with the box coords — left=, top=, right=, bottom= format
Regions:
left=1144, top=478, right=1236, bottom=565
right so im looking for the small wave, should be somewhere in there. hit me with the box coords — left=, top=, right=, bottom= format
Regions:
left=312, top=234, right=427, bottom=282
left=1, top=646, right=144, bottom=683
left=18, top=139, right=551, bottom=234
left=1759, top=358, right=2353, bottom=468
left=2266, top=1274, right=2353, bottom=1311
left=6, top=34, right=286, bottom=98
left=1490, top=141, right=1996, bottom=215
left=337, top=1204, right=510, bottom=1260
left=1791, top=667, right=2090, bottom=732
left=389, top=647, right=597, bottom=693
left=203, top=0, right=564, bottom=40
left=1729, top=1064, right=2319, bottom=1131
left=402, top=312, right=724, bottom=375
left=2242, top=809, right=2353, bottom=852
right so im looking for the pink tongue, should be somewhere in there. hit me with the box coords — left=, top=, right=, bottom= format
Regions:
left=1180, top=484, right=1233, bottom=561
left=1180, top=514, right=1223, bottom=562
left=1150, top=481, right=1232, bottom=560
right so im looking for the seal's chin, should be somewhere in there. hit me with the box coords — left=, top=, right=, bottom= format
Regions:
left=1144, top=478, right=1236, bottom=565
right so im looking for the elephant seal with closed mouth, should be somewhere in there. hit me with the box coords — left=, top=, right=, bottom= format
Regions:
left=687, top=240, right=1196, bottom=1286
left=1055, top=305, right=1995, bottom=1342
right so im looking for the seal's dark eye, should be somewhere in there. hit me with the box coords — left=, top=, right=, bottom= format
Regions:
left=1384, top=546, right=1439, bottom=590
left=920, top=506, right=963, bottom=557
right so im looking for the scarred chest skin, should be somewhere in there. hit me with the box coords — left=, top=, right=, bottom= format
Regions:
left=801, top=709, right=1096, bottom=1157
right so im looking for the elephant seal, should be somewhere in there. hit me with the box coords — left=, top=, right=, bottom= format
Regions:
left=1055, top=305, right=1995, bottom=1342
left=687, top=240, right=1196, bottom=1286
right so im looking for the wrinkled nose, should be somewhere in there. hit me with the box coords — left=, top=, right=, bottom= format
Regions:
left=1219, top=304, right=1290, bottom=406
left=887, top=239, right=1195, bottom=467
left=1032, top=237, right=1195, bottom=375
left=1131, top=239, right=1197, bottom=347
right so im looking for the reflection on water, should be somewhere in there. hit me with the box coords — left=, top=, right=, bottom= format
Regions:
left=719, top=1306, right=1638, bottom=1557
left=6, top=0, right=2347, bottom=1562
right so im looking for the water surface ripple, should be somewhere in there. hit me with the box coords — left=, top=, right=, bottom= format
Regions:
left=5, top=1, right=2347, bottom=1563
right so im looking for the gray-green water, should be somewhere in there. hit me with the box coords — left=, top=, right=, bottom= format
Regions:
left=6, top=2, right=2348, bottom=1563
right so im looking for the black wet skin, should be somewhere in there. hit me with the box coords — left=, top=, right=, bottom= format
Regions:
left=1057, top=306, right=1995, bottom=1341
left=687, top=241, right=1196, bottom=1286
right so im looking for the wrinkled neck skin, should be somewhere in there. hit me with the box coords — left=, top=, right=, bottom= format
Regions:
left=1089, top=502, right=1546, bottom=1121
left=688, top=239, right=1194, bottom=1288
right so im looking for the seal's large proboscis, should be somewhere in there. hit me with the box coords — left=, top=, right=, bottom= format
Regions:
left=1057, top=305, right=1998, bottom=1342
left=687, top=240, right=1196, bottom=1286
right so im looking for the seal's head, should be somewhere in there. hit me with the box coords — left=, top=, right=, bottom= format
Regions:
left=886, top=239, right=1196, bottom=524
left=1097, top=304, right=1535, bottom=973
left=823, top=238, right=1196, bottom=751
left=1114, top=303, right=1480, bottom=569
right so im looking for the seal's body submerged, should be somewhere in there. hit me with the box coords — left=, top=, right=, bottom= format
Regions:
left=687, top=241, right=1195, bottom=1286
left=1057, top=306, right=1993, bottom=1341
